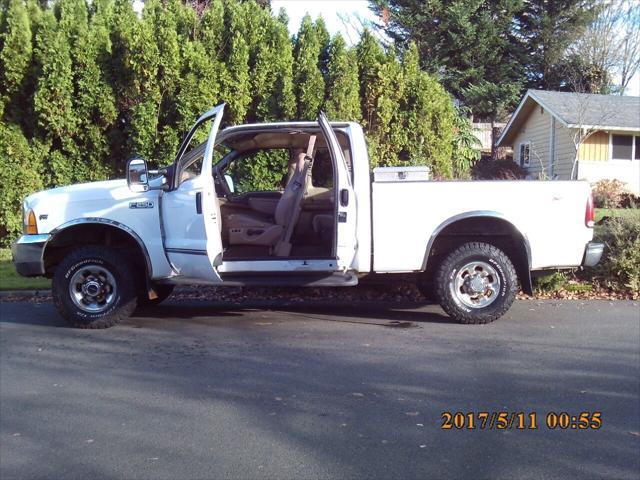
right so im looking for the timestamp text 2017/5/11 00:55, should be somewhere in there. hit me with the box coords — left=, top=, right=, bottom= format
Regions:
left=441, top=411, right=602, bottom=430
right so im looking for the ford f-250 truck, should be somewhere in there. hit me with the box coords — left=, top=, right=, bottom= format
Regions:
left=12, top=105, right=603, bottom=328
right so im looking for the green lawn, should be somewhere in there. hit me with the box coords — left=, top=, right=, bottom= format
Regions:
left=0, top=248, right=50, bottom=290
left=595, top=208, right=638, bottom=222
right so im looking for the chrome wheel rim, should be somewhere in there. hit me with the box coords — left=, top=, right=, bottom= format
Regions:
left=68, top=264, right=117, bottom=313
left=451, top=261, right=501, bottom=309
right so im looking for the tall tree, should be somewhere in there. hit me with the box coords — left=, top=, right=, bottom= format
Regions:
left=293, top=15, right=325, bottom=119
left=221, top=1, right=251, bottom=124
left=516, top=0, right=601, bottom=90
left=249, top=8, right=295, bottom=121
left=371, top=0, right=524, bottom=115
left=0, top=0, right=33, bottom=121
left=355, top=28, right=385, bottom=133
left=569, top=0, right=640, bottom=94
left=401, top=43, right=455, bottom=176
left=33, top=10, right=77, bottom=185
left=325, top=33, right=360, bottom=121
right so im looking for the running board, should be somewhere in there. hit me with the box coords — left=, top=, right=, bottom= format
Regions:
left=218, top=271, right=358, bottom=287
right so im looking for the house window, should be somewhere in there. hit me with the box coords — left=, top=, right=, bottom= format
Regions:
left=636, top=136, right=640, bottom=160
left=519, top=142, right=530, bottom=167
left=611, top=134, right=634, bottom=160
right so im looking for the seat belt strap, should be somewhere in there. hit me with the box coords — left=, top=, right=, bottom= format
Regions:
left=275, top=135, right=316, bottom=257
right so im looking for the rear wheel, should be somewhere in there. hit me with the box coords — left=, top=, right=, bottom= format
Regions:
left=52, top=246, right=137, bottom=328
left=435, top=242, right=518, bottom=324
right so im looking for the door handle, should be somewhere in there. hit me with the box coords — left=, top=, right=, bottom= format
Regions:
left=196, top=192, right=202, bottom=214
left=340, top=189, right=349, bottom=207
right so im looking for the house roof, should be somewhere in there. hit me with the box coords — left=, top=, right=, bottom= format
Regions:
left=497, top=90, right=640, bottom=146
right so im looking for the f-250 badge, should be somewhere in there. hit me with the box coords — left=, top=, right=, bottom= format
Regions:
left=129, top=201, right=154, bottom=209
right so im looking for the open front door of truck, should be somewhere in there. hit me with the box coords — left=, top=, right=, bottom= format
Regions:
left=162, top=105, right=225, bottom=282
left=318, top=112, right=358, bottom=271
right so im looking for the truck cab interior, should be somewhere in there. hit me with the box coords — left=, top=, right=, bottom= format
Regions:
left=175, top=126, right=353, bottom=261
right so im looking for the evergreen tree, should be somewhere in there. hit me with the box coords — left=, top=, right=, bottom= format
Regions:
left=371, top=0, right=524, bottom=110
left=401, top=43, right=455, bottom=177
left=314, top=16, right=331, bottom=80
left=0, top=123, right=44, bottom=242
left=71, top=0, right=117, bottom=180
left=33, top=10, right=77, bottom=185
left=372, top=45, right=406, bottom=167
left=175, top=39, right=221, bottom=136
left=325, top=34, right=360, bottom=121
left=516, top=0, right=601, bottom=89
left=146, top=0, right=181, bottom=163
left=221, top=1, right=251, bottom=123
left=355, top=28, right=385, bottom=131
left=249, top=5, right=295, bottom=121
left=0, top=0, right=33, bottom=121
left=293, top=15, right=325, bottom=119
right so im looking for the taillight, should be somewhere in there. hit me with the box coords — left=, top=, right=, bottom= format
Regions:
left=585, top=193, right=595, bottom=228
left=26, top=209, right=38, bottom=234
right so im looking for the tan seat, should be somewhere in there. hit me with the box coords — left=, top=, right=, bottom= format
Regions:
left=227, top=152, right=308, bottom=249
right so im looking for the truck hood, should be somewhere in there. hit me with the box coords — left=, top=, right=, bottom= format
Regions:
left=26, top=179, right=130, bottom=205
left=25, top=179, right=156, bottom=234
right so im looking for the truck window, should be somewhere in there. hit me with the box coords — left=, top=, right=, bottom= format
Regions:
left=226, top=149, right=290, bottom=194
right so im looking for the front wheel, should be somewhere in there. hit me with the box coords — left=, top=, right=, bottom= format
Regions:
left=435, top=242, right=518, bottom=324
left=52, top=246, right=138, bottom=328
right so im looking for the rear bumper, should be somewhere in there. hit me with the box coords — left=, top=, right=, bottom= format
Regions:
left=582, top=242, right=604, bottom=267
left=11, top=234, right=49, bottom=277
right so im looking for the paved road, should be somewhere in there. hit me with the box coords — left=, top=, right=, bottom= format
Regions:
left=0, top=299, right=638, bottom=480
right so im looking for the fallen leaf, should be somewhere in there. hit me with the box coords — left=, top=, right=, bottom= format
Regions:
left=351, top=392, right=364, bottom=397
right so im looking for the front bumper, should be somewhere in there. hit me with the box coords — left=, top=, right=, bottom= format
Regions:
left=582, top=242, right=604, bottom=267
left=11, top=234, right=50, bottom=277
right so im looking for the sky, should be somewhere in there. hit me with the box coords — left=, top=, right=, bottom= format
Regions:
left=271, top=0, right=379, bottom=45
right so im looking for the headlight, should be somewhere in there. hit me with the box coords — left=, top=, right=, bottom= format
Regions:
left=24, top=209, right=38, bottom=234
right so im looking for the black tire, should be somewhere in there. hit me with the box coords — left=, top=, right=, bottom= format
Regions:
left=52, top=246, right=137, bottom=328
left=435, top=242, right=518, bottom=324
left=138, top=283, right=175, bottom=307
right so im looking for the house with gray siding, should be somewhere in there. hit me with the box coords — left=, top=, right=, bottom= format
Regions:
left=497, top=90, right=640, bottom=194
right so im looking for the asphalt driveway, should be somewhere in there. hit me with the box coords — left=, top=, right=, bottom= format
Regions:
left=0, top=299, right=638, bottom=479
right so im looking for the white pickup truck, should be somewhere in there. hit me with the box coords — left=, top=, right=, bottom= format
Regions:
left=12, top=105, right=603, bottom=328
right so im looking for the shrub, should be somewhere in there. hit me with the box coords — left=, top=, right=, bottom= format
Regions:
left=619, top=192, right=640, bottom=209
left=534, top=271, right=568, bottom=292
left=0, top=124, right=45, bottom=247
left=472, top=158, right=527, bottom=180
left=592, top=211, right=640, bottom=292
left=591, top=179, right=628, bottom=208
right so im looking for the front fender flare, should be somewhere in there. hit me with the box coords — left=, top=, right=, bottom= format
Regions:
left=47, top=217, right=153, bottom=278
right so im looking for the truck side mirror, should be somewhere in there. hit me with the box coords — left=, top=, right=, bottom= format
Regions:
left=127, top=157, right=149, bottom=192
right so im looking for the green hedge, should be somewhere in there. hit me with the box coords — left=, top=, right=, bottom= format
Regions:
left=0, top=0, right=478, bottom=247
